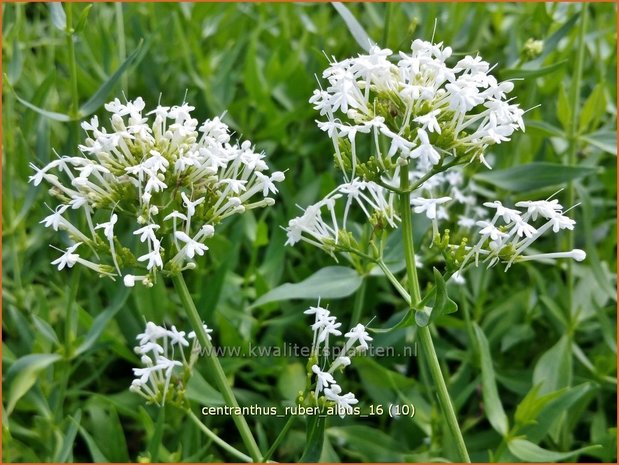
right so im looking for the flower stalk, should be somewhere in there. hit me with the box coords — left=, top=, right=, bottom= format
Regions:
left=399, top=163, right=471, bottom=463
left=172, top=273, right=262, bottom=462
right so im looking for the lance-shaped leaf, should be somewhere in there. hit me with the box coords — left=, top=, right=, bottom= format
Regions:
left=415, top=268, right=458, bottom=327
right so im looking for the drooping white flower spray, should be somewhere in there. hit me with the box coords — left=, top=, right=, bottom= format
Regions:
left=130, top=320, right=213, bottom=406
left=31, top=97, right=285, bottom=286
left=456, top=198, right=586, bottom=269
left=304, top=301, right=372, bottom=418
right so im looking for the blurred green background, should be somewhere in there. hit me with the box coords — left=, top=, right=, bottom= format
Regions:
left=2, top=2, right=617, bottom=462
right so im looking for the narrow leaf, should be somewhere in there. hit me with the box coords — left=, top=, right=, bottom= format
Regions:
left=300, top=415, right=326, bottom=462
left=11, top=86, right=72, bottom=122
left=557, top=85, right=572, bottom=131
left=79, top=40, right=146, bottom=117
left=415, top=268, right=457, bottom=327
left=7, top=353, right=62, bottom=414
left=474, top=323, right=509, bottom=436
left=579, top=84, right=606, bottom=132
left=501, top=60, right=566, bottom=80
left=77, top=423, right=109, bottom=462
left=532, top=335, right=572, bottom=395
left=48, top=3, right=66, bottom=31
left=75, top=4, right=93, bottom=33
left=508, top=438, right=600, bottom=462
left=148, top=407, right=165, bottom=462
left=581, top=130, right=617, bottom=155
left=332, top=3, right=372, bottom=52
left=74, top=287, right=130, bottom=356
left=55, top=410, right=82, bottom=462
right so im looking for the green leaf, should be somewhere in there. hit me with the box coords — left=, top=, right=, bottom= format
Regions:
left=415, top=268, right=457, bottom=327
left=55, top=410, right=82, bottom=462
left=251, top=266, right=362, bottom=308
left=10, top=83, right=72, bottom=122
left=501, top=60, right=566, bottom=80
left=77, top=422, right=109, bottom=462
left=79, top=40, right=146, bottom=117
left=148, top=407, right=165, bottom=462
left=473, top=323, right=509, bottom=436
left=332, top=3, right=372, bottom=52
left=538, top=13, right=580, bottom=61
left=74, top=4, right=93, bottom=33
left=74, top=287, right=130, bottom=356
left=326, top=426, right=409, bottom=461
left=7, top=38, right=23, bottom=84
left=532, top=335, right=572, bottom=395
left=369, top=308, right=415, bottom=334
left=520, top=383, right=593, bottom=442
left=278, top=362, right=306, bottom=401
left=7, top=353, right=62, bottom=414
left=300, top=415, right=326, bottom=462
left=186, top=371, right=225, bottom=407
left=579, top=84, right=606, bottom=132
left=508, top=438, right=600, bottom=462
left=581, top=130, right=617, bottom=155
left=557, top=85, right=572, bottom=131
left=474, top=162, right=596, bottom=191
left=526, top=120, right=565, bottom=138
left=31, top=314, right=60, bottom=347
left=48, top=3, right=66, bottom=31
left=514, top=383, right=562, bottom=428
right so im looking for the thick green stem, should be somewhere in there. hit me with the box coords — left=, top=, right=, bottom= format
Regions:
left=186, top=408, right=253, bottom=462
left=565, top=4, right=588, bottom=319
left=399, top=166, right=470, bottom=462
left=172, top=274, right=262, bottom=462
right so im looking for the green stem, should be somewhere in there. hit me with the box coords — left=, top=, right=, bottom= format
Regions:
left=565, top=4, right=588, bottom=319
left=399, top=165, right=470, bottom=462
left=56, top=269, right=81, bottom=422
left=172, top=274, right=262, bottom=462
left=262, top=415, right=297, bottom=462
left=115, top=3, right=128, bottom=92
left=186, top=408, right=253, bottom=463
left=350, top=278, right=367, bottom=326
left=376, top=260, right=410, bottom=304
left=66, top=4, right=79, bottom=118
left=382, top=3, right=392, bottom=47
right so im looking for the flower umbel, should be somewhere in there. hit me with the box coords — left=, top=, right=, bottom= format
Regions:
left=130, top=320, right=213, bottom=406
left=32, top=97, right=284, bottom=286
left=303, top=301, right=371, bottom=418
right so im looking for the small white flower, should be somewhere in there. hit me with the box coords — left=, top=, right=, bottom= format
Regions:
left=344, top=324, right=373, bottom=351
left=477, top=221, right=507, bottom=241
left=95, top=213, right=118, bottom=242
left=324, top=384, right=359, bottom=418
left=51, top=243, right=81, bottom=270
left=174, top=231, right=209, bottom=259
left=312, top=365, right=336, bottom=395
left=133, top=224, right=160, bottom=243
left=411, top=196, right=451, bottom=220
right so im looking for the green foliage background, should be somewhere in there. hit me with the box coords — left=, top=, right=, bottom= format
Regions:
left=2, top=2, right=617, bottom=462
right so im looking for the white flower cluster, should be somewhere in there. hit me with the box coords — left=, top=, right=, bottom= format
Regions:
left=287, top=39, right=525, bottom=259
left=305, top=302, right=372, bottom=418
left=460, top=199, right=586, bottom=269
left=31, top=97, right=284, bottom=286
left=285, top=179, right=397, bottom=253
left=311, top=40, right=525, bottom=176
left=130, top=321, right=212, bottom=405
